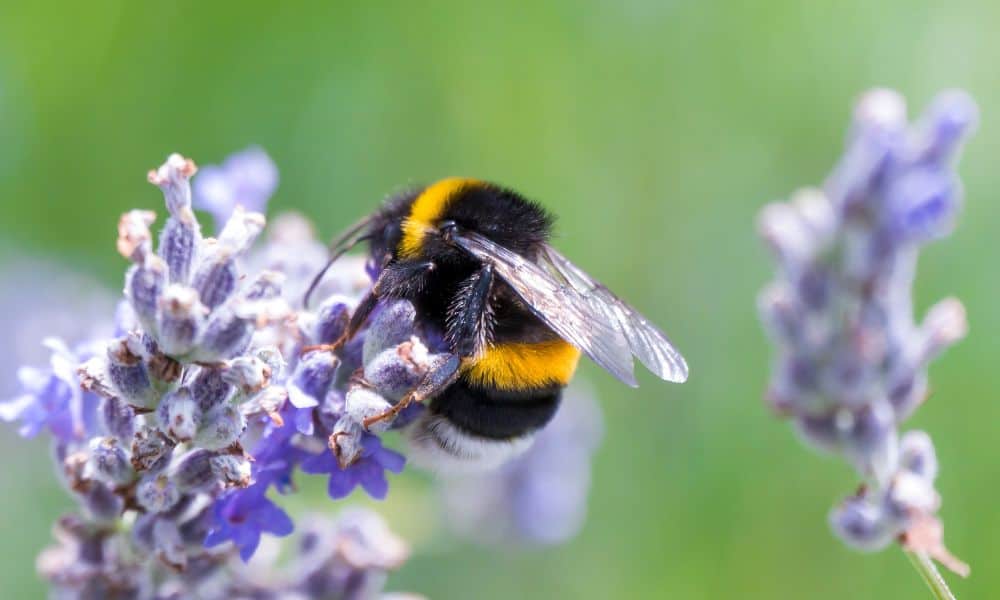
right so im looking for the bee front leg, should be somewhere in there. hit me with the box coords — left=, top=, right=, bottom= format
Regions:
left=301, top=289, right=380, bottom=354
left=362, top=264, right=494, bottom=429
left=362, top=354, right=462, bottom=429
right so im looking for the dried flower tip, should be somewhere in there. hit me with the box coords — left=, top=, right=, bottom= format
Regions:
left=117, top=210, right=157, bottom=262
left=77, top=357, right=116, bottom=400
left=148, top=153, right=197, bottom=216
left=217, top=206, right=266, bottom=255
left=330, top=418, right=364, bottom=467
left=210, top=453, right=252, bottom=488
left=131, top=427, right=175, bottom=473
left=222, top=356, right=272, bottom=394
left=901, top=514, right=970, bottom=577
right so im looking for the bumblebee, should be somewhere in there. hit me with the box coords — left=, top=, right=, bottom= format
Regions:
left=306, top=178, right=688, bottom=470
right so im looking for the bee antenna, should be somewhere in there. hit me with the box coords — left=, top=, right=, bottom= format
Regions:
left=303, top=215, right=373, bottom=308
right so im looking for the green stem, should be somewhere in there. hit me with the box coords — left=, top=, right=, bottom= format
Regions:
left=906, top=550, right=956, bottom=600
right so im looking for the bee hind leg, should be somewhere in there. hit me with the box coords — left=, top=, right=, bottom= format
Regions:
left=362, top=354, right=462, bottom=429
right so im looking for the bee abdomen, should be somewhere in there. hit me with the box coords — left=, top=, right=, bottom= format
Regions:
left=428, top=380, right=563, bottom=440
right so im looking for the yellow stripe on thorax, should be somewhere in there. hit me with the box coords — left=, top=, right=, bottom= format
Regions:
left=462, top=339, right=581, bottom=391
left=398, top=177, right=481, bottom=258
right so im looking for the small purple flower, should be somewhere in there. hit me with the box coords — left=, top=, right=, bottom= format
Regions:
left=1, top=339, right=101, bottom=442
left=301, top=434, right=405, bottom=500
left=204, top=485, right=293, bottom=562
left=193, top=147, right=278, bottom=232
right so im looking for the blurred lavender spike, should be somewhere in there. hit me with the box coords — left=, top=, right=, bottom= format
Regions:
left=193, top=146, right=278, bottom=233
left=757, top=89, right=977, bottom=585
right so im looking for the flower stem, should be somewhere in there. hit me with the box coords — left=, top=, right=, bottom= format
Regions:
left=906, top=550, right=957, bottom=600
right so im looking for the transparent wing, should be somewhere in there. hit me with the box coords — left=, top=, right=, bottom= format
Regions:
left=540, top=244, right=688, bottom=383
left=450, top=230, right=638, bottom=386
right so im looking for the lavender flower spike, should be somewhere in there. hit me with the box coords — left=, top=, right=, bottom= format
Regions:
left=757, top=89, right=977, bottom=592
left=6, top=148, right=423, bottom=598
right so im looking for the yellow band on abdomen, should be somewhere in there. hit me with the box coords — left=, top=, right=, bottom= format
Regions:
left=399, top=177, right=481, bottom=258
left=462, top=339, right=581, bottom=391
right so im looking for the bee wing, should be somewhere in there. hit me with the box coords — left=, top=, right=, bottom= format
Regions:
left=449, top=230, right=638, bottom=386
left=539, top=244, right=688, bottom=383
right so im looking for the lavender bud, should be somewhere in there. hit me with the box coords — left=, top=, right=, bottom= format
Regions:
left=314, top=296, right=350, bottom=344
left=899, top=430, right=938, bottom=481
left=87, top=437, right=134, bottom=486
left=887, top=369, right=928, bottom=420
left=242, top=270, right=285, bottom=301
left=757, top=284, right=803, bottom=345
left=131, top=513, right=157, bottom=554
left=136, top=474, right=181, bottom=513
left=331, top=417, right=364, bottom=465
left=156, top=285, right=207, bottom=357
left=289, top=351, right=339, bottom=408
left=830, top=495, right=894, bottom=551
left=886, top=470, right=939, bottom=523
left=194, top=404, right=245, bottom=450
left=190, top=367, right=232, bottom=412
left=222, top=356, right=272, bottom=394
left=102, top=397, right=136, bottom=443
left=362, top=300, right=416, bottom=363
left=757, top=201, right=821, bottom=266
left=794, top=413, right=842, bottom=454
left=914, top=90, right=979, bottom=163
left=210, top=453, right=252, bottom=488
left=172, top=450, right=216, bottom=492
left=157, top=389, right=202, bottom=443
left=885, top=167, right=959, bottom=243
left=117, top=209, right=157, bottom=263
left=196, top=307, right=254, bottom=362
left=147, top=153, right=197, bottom=215
left=345, top=388, right=394, bottom=434
left=852, top=88, right=907, bottom=134
left=841, top=402, right=898, bottom=484
left=80, top=482, right=123, bottom=524
left=192, top=246, right=238, bottom=309
left=217, top=206, right=266, bottom=255
left=152, top=517, right=187, bottom=570
left=106, top=338, right=155, bottom=409
left=131, top=426, right=175, bottom=473
left=364, top=344, right=426, bottom=401
left=918, top=297, right=967, bottom=362
left=125, top=255, right=167, bottom=333
left=158, top=209, right=201, bottom=285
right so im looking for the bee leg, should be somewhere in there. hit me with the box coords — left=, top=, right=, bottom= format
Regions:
left=362, top=354, right=462, bottom=429
left=300, top=287, right=380, bottom=354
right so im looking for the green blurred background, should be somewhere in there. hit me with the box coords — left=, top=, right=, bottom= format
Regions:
left=1, top=1, right=997, bottom=598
